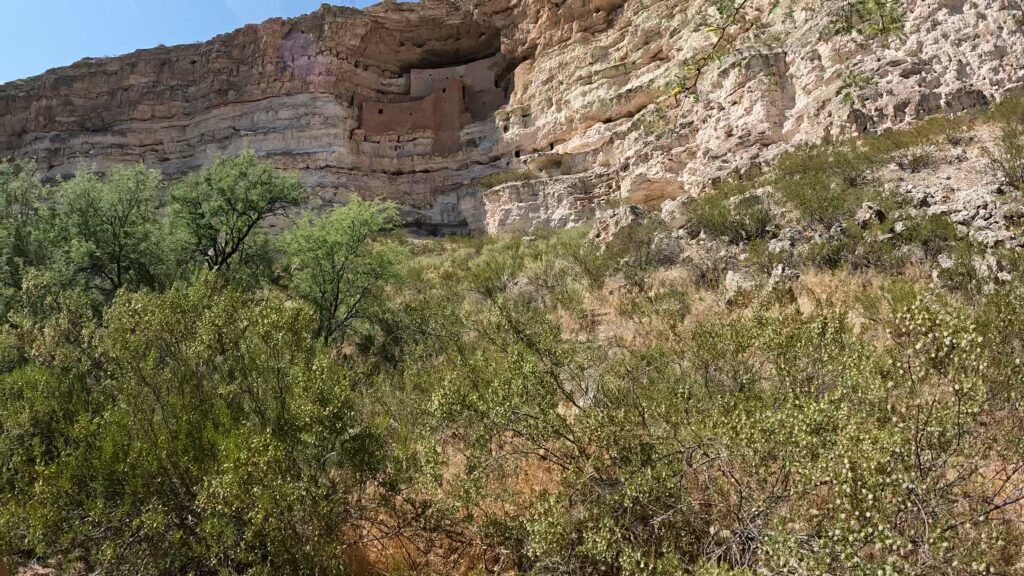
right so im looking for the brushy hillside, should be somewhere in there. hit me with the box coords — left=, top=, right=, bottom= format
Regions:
left=3, top=101, right=1024, bottom=575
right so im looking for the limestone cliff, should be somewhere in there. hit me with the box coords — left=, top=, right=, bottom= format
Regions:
left=1, top=0, right=1022, bottom=233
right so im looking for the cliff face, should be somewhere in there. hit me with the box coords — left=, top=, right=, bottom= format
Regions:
left=1, top=0, right=1022, bottom=233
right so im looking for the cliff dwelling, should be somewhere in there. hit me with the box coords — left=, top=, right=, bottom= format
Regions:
left=355, top=54, right=507, bottom=156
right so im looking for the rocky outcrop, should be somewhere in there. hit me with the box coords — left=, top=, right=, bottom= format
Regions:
left=0, top=1, right=517, bottom=232
left=1, top=0, right=1023, bottom=233
left=483, top=172, right=616, bottom=234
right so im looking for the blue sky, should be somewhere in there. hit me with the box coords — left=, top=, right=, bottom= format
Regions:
left=0, top=0, right=375, bottom=83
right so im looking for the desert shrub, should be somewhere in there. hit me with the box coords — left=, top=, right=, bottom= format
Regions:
left=927, top=114, right=974, bottom=146
left=896, top=212, right=959, bottom=258
left=985, top=102, right=1024, bottom=190
left=804, top=211, right=961, bottom=272
left=874, top=113, right=973, bottom=150
left=616, top=280, right=692, bottom=340
left=556, top=227, right=618, bottom=290
left=805, top=231, right=857, bottom=270
left=0, top=161, right=50, bottom=298
left=6, top=130, right=1024, bottom=576
left=424, top=294, right=1024, bottom=575
left=973, top=281, right=1024, bottom=401
left=615, top=219, right=669, bottom=294
left=931, top=241, right=990, bottom=295
left=772, top=144, right=886, bottom=228
left=892, top=145, right=936, bottom=173
left=688, top=190, right=775, bottom=244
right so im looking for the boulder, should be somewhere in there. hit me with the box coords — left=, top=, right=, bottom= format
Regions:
left=724, top=270, right=756, bottom=303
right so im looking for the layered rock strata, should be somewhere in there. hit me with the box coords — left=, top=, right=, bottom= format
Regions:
left=1, top=0, right=1022, bottom=233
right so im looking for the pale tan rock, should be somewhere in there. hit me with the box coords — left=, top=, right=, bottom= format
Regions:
left=482, top=172, right=614, bottom=234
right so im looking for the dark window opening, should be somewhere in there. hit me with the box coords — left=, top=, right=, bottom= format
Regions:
left=442, top=88, right=447, bottom=93
left=378, top=108, right=384, bottom=115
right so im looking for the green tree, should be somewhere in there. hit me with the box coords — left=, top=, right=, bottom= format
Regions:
left=0, top=160, right=50, bottom=318
left=283, top=199, right=405, bottom=345
left=52, top=164, right=162, bottom=297
left=171, top=151, right=301, bottom=273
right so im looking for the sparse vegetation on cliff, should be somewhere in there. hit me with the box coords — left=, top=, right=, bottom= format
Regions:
left=477, top=169, right=539, bottom=189
left=986, top=100, right=1024, bottom=190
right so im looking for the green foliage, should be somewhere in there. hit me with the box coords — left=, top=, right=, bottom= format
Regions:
left=171, top=150, right=302, bottom=273
left=613, top=218, right=671, bottom=294
left=0, top=160, right=49, bottom=319
left=633, top=105, right=671, bottom=137
left=838, top=68, right=877, bottom=104
left=283, top=198, right=406, bottom=345
left=805, top=211, right=962, bottom=272
left=1, top=279, right=386, bottom=575
left=424, top=290, right=1024, bottom=575
left=897, top=212, right=959, bottom=257
left=51, top=165, right=163, bottom=297
left=883, top=113, right=974, bottom=148
left=891, top=145, right=936, bottom=173
left=5, top=126, right=1024, bottom=576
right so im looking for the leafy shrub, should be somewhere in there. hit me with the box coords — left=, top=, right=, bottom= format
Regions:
left=615, top=219, right=670, bottom=294
left=0, top=160, right=49, bottom=319
left=52, top=165, right=163, bottom=296
left=932, top=114, right=973, bottom=146
left=0, top=279, right=387, bottom=575
left=897, top=212, right=959, bottom=258
left=5, top=127, right=1024, bottom=576
left=805, top=212, right=961, bottom=272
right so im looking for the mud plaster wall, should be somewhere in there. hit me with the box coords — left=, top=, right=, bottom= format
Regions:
left=360, top=78, right=465, bottom=155
left=409, top=54, right=501, bottom=98
left=359, top=54, right=506, bottom=156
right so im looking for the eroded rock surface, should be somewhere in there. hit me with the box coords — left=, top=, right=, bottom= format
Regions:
left=1, top=0, right=1022, bottom=233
